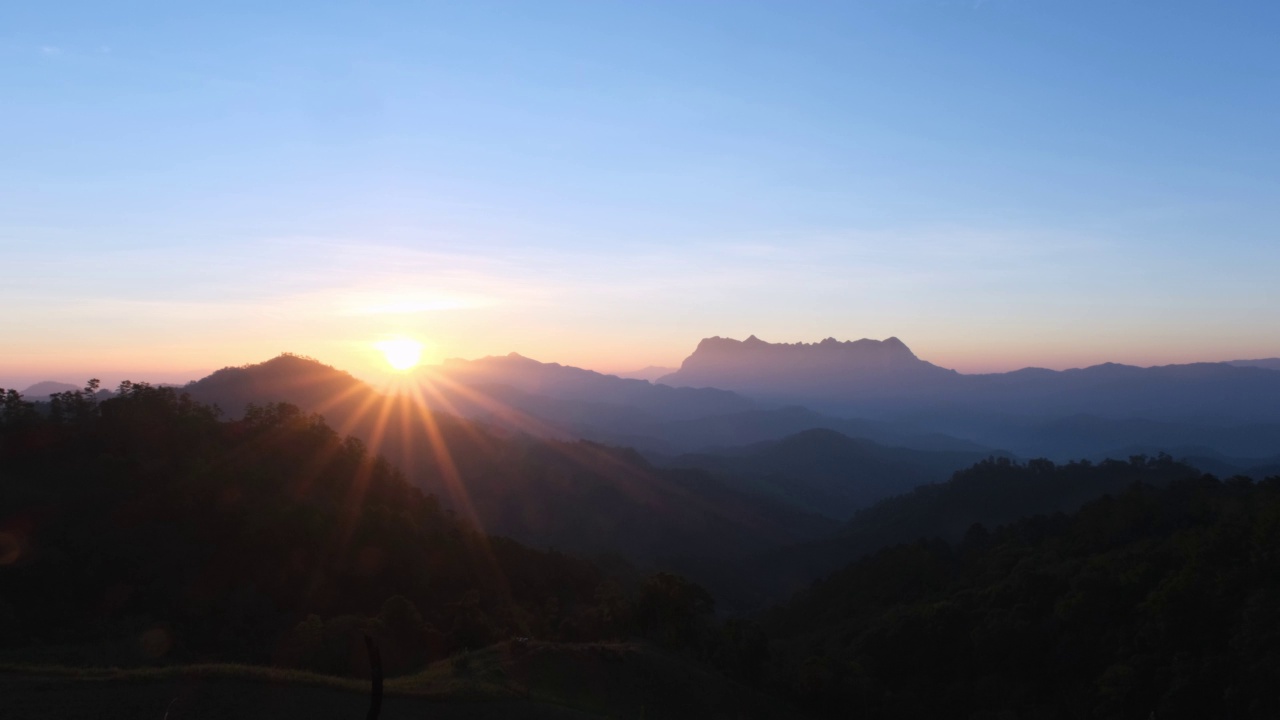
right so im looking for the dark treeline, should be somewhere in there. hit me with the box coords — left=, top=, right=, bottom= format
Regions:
left=7, top=382, right=1280, bottom=719
left=757, top=454, right=1204, bottom=598
left=0, top=383, right=725, bottom=678
left=761, top=464, right=1280, bottom=719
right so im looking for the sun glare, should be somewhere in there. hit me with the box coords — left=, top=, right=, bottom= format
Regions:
left=375, top=337, right=424, bottom=371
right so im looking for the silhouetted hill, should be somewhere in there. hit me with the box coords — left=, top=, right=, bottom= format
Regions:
left=761, top=472, right=1280, bottom=718
left=655, top=405, right=992, bottom=454
left=752, top=455, right=1202, bottom=601
left=664, top=428, right=1004, bottom=518
left=980, top=413, right=1280, bottom=462
left=418, top=382, right=989, bottom=456
left=615, top=365, right=679, bottom=381
left=181, top=355, right=838, bottom=601
left=962, top=361, right=1280, bottom=424
left=436, top=353, right=753, bottom=417
left=375, top=422, right=841, bottom=593
left=184, top=353, right=370, bottom=420
left=1229, top=357, right=1280, bottom=371
left=190, top=352, right=994, bottom=457
left=1161, top=449, right=1280, bottom=480
left=19, top=381, right=80, bottom=398
left=0, top=384, right=812, bottom=716
left=0, top=383, right=615, bottom=673
left=426, top=352, right=756, bottom=421
left=417, top=352, right=988, bottom=454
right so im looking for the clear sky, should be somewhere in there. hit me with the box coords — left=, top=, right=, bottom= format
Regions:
left=3, top=1, right=1278, bottom=388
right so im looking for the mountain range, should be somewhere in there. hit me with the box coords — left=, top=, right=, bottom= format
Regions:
left=663, top=428, right=1002, bottom=519
left=660, top=335, right=1280, bottom=461
left=9, top=344, right=1278, bottom=717
left=18, top=333, right=1280, bottom=467
left=411, top=353, right=988, bottom=455
left=661, top=335, right=1280, bottom=421
left=422, top=337, right=1280, bottom=464
left=155, top=339, right=1280, bottom=603
left=177, top=355, right=850, bottom=607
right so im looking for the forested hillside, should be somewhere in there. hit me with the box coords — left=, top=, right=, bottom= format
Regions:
left=754, top=455, right=1203, bottom=599
left=0, top=383, right=625, bottom=676
left=182, top=356, right=840, bottom=598
left=762, top=470, right=1280, bottom=719
left=9, top=381, right=1280, bottom=719
left=666, top=428, right=1001, bottom=519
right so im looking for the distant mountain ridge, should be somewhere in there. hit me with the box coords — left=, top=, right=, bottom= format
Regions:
left=1230, top=357, right=1280, bottom=371
left=433, top=352, right=754, bottom=422
left=20, top=381, right=81, bottom=398
left=616, top=365, right=680, bottom=381
left=180, top=354, right=841, bottom=605
left=752, top=454, right=1204, bottom=602
left=663, top=428, right=1005, bottom=519
left=425, top=353, right=1000, bottom=455
left=20, top=338, right=1280, bottom=462
left=659, top=335, right=956, bottom=401
left=178, top=342, right=1280, bottom=463
left=657, top=335, right=1280, bottom=459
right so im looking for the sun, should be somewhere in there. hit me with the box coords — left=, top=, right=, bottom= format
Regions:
left=375, top=337, right=424, bottom=371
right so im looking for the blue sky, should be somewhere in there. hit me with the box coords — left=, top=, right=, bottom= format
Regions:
left=2, top=1, right=1278, bottom=386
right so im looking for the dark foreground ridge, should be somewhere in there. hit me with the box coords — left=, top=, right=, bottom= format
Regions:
left=762, top=470, right=1280, bottom=719
left=0, top=382, right=804, bottom=719
left=5, top=377, right=1280, bottom=719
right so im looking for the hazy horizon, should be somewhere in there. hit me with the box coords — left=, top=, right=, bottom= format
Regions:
left=6, top=331, right=1280, bottom=394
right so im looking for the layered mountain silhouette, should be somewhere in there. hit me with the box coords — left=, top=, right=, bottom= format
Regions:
left=160, top=343, right=1280, bottom=596
left=616, top=365, right=680, bottom=381
left=10, top=345, right=1279, bottom=715
left=761, top=465, right=1280, bottom=717
left=0, top=382, right=821, bottom=715
left=1230, top=357, right=1280, bottom=371
left=24, top=335, right=1280, bottom=464
left=752, top=454, right=1203, bottom=602
left=19, top=381, right=81, bottom=399
left=410, top=353, right=983, bottom=454
left=652, top=405, right=989, bottom=454
left=659, top=335, right=1280, bottom=461
left=663, top=428, right=1002, bottom=519
left=181, top=355, right=840, bottom=604
left=660, top=335, right=1280, bottom=422
left=425, top=353, right=754, bottom=426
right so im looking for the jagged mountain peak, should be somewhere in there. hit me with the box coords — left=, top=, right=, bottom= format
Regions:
left=657, top=334, right=954, bottom=402
left=672, top=334, right=926, bottom=375
left=685, top=334, right=918, bottom=357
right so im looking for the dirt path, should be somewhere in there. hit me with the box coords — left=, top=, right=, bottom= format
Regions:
left=0, top=672, right=602, bottom=720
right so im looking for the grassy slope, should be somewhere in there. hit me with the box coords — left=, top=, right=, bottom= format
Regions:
left=1, top=641, right=808, bottom=720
